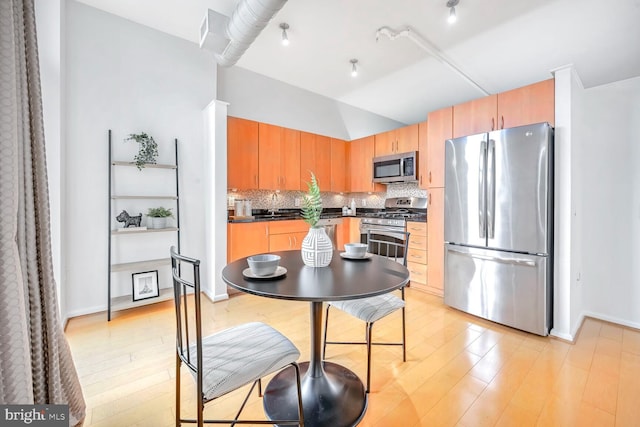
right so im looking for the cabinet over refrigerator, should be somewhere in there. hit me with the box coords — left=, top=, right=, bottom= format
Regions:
left=443, top=122, right=553, bottom=336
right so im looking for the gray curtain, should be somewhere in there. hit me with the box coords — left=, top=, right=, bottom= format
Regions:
left=0, top=0, right=86, bottom=425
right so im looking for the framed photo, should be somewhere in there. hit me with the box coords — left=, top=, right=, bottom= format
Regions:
left=132, top=270, right=160, bottom=301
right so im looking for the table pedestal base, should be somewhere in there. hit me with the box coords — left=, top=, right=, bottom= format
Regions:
left=263, top=361, right=367, bottom=427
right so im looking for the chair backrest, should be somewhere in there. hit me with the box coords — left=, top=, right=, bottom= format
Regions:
left=366, top=229, right=411, bottom=267
left=170, top=246, right=203, bottom=377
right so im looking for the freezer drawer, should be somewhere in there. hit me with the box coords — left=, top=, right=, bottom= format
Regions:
left=444, top=244, right=551, bottom=336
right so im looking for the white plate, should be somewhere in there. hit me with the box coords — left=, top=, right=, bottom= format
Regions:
left=340, top=252, right=373, bottom=260
left=242, top=266, right=287, bottom=280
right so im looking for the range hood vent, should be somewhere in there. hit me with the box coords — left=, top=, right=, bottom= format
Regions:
left=200, top=0, right=288, bottom=67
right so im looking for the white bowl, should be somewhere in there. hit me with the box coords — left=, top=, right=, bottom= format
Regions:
left=247, top=254, right=281, bottom=276
left=344, top=243, right=368, bottom=258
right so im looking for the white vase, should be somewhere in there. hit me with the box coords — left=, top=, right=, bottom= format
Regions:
left=148, top=217, right=166, bottom=229
left=301, top=227, right=333, bottom=267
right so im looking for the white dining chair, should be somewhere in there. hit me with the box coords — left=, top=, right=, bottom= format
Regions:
left=322, top=230, right=411, bottom=393
left=170, top=246, right=305, bottom=426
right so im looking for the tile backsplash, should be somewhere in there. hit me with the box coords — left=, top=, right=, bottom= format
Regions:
left=228, top=182, right=427, bottom=211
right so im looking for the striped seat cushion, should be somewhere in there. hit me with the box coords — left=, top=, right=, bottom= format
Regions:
left=329, top=293, right=405, bottom=323
left=187, top=322, right=300, bottom=401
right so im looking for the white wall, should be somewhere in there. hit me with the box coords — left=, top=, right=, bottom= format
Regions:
left=580, top=76, right=640, bottom=328
left=218, top=66, right=405, bottom=140
left=64, top=1, right=215, bottom=317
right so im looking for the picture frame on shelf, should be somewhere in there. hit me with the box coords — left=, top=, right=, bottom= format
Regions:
left=132, top=270, right=159, bottom=301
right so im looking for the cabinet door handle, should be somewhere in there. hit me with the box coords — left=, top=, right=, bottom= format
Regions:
left=420, top=175, right=423, bottom=185
left=501, top=116, right=504, bottom=129
left=288, top=236, right=292, bottom=248
left=491, top=117, right=495, bottom=131
left=428, top=171, right=432, bottom=183
left=294, top=236, right=297, bottom=246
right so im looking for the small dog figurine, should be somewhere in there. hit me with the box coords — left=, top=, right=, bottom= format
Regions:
left=116, top=210, right=142, bottom=228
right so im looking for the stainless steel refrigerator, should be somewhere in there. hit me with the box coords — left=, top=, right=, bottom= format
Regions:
left=443, top=122, right=553, bottom=336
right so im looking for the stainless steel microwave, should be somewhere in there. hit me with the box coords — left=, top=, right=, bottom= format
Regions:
left=372, top=151, right=418, bottom=183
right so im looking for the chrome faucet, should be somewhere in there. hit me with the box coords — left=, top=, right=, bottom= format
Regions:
left=269, top=192, right=278, bottom=216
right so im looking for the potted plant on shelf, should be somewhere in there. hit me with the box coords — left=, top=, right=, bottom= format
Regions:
left=300, top=172, right=333, bottom=267
left=125, top=132, right=158, bottom=170
left=146, top=206, right=174, bottom=229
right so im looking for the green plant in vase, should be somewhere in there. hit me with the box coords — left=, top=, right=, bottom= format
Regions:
left=125, top=132, right=158, bottom=170
left=146, top=206, right=174, bottom=229
left=300, top=172, right=332, bottom=267
left=301, top=172, right=322, bottom=227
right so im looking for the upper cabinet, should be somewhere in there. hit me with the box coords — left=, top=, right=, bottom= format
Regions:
left=330, top=138, right=348, bottom=193
left=349, top=136, right=384, bottom=193
left=227, top=117, right=259, bottom=190
left=258, top=122, right=282, bottom=190
left=426, top=107, right=452, bottom=189
left=374, top=123, right=419, bottom=157
left=497, top=78, right=555, bottom=129
left=300, top=132, right=331, bottom=191
left=453, top=95, right=497, bottom=138
left=418, top=120, right=428, bottom=190
left=281, top=128, right=301, bottom=191
left=258, top=123, right=300, bottom=191
left=453, top=78, right=555, bottom=138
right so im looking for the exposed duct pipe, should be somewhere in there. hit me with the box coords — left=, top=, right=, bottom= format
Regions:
left=375, top=26, right=490, bottom=96
left=200, top=0, right=288, bottom=67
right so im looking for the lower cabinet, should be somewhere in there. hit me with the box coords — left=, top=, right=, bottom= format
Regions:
left=406, top=221, right=428, bottom=290
left=227, top=222, right=269, bottom=263
left=268, top=220, right=309, bottom=251
left=426, top=188, right=445, bottom=296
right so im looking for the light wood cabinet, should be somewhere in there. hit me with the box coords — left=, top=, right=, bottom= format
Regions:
left=258, top=123, right=300, bottom=191
left=497, top=78, right=555, bottom=129
left=453, top=78, right=555, bottom=138
left=374, top=124, right=419, bottom=157
left=281, top=128, right=301, bottom=191
left=349, top=136, right=384, bottom=193
left=330, top=138, right=347, bottom=193
left=345, top=217, right=361, bottom=246
left=227, top=117, right=259, bottom=189
left=453, top=95, right=498, bottom=138
left=418, top=120, right=428, bottom=189
left=426, top=107, right=452, bottom=189
left=227, top=222, right=269, bottom=262
left=406, top=221, right=427, bottom=288
left=300, top=132, right=331, bottom=191
left=258, top=123, right=282, bottom=190
left=426, top=188, right=444, bottom=296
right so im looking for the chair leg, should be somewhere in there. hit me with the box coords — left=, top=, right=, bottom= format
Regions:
left=401, top=305, right=407, bottom=362
left=366, top=322, right=373, bottom=393
left=175, top=353, right=181, bottom=427
left=293, top=363, right=305, bottom=427
left=322, top=304, right=331, bottom=360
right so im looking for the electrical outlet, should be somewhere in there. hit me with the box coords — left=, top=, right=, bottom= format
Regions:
left=361, top=199, right=366, bottom=207
left=295, top=197, right=301, bottom=207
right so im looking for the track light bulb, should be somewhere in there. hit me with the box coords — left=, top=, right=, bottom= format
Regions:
left=351, top=59, right=358, bottom=77
left=448, top=6, right=457, bottom=23
left=279, top=23, right=289, bottom=46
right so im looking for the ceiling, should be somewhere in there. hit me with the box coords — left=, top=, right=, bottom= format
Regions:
left=75, top=0, right=640, bottom=124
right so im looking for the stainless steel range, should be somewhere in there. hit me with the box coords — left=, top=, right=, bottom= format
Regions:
left=360, top=197, right=427, bottom=255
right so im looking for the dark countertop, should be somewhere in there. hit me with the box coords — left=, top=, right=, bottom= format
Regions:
left=228, top=209, right=427, bottom=224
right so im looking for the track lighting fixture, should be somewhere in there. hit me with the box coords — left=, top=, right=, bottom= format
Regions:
left=446, top=0, right=459, bottom=24
left=350, top=59, right=358, bottom=77
left=279, top=23, right=289, bottom=46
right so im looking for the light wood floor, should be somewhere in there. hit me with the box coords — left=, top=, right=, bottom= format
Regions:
left=65, top=288, right=640, bottom=426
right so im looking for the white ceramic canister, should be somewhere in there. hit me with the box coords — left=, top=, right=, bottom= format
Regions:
left=235, top=200, right=244, bottom=216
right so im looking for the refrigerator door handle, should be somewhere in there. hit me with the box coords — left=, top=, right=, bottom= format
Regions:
left=487, top=139, right=496, bottom=239
left=447, top=247, right=536, bottom=267
left=479, top=140, right=487, bottom=238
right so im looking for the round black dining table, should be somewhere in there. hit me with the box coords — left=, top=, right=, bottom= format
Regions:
left=221, top=249, right=410, bottom=427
